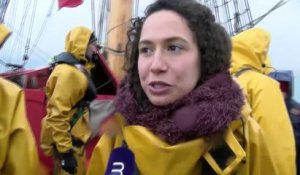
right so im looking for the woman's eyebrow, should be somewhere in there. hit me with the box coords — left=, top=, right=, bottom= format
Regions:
left=139, top=36, right=188, bottom=45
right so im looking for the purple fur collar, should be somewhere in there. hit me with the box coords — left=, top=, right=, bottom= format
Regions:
left=115, top=72, right=244, bottom=145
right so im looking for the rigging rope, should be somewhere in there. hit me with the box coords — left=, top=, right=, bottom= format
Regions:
left=91, top=0, right=96, bottom=32
left=6, top=25, right=50, bottom=59
left=134, top=0, right=139, bottom=18
left=9, top=0, right=32, bottom=63
left=4, top=0, right=16, bottom=29
left=233, top=0, right=241, bottom=33
left=23, top=0, right=38, bottom=62
left=0, top=0, right=10, bottom=23
left=253, top=0, right=288, bottom=26
left=244, top=0, right=254, bottom=27
left=103, top=20, right=131, bottom=56
left=0, top=0, right=16, bottom=63
left=28, top=0, right=55, bottom=58
left=1, top=26, right=50, bottom=70
left=103, top=0, right=110, bottom=45
left=0, top=59, right=7, bottom=67
left=97, top=0, right=107, bottom=45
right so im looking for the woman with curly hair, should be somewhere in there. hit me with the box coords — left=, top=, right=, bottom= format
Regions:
left=87, top=0, right=279, bottom=174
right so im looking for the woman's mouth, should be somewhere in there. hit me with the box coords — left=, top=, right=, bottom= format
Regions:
left=148, top=81, right=171, bottom=94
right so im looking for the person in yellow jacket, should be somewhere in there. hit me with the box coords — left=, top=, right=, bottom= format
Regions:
left=87, top=0, right=280, bottom=174
left=0, top=24, right=11, bottom=48
left=40, top=26, right=99, bottom=175
left=0, top=78, right=46, bottom=175
left=231, top=28, right=296, bottom=174
left=0, top=23, right=45, bottom=175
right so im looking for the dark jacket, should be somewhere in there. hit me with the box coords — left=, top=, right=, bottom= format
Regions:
left=269, top=70, right=300, bottom=144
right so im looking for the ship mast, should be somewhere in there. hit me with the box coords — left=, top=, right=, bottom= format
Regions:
left=106, top=0, right=132, bottom=80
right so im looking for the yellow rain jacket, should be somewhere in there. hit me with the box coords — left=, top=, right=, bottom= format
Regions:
left=0, top=78, right=45, bottom=175
left=87, top=106, right=279, bottom=175
left=40, top=26, right=95, bottom=174
left=231, top=28, right=296, bottom=174
left=0, top=24, right=11, bottom=48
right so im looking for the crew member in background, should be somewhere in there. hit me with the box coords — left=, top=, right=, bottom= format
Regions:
left=40, top=26, right=99, bottom=175
left=0, top=23, right=45, bottom=175
left=231, top=27, right=296, bottom=174
left=269, top=70, right=300, bottom=175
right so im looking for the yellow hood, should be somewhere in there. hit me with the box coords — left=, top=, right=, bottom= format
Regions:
left=64, top=26, right=93, bottom=63
left=0, top=24, right=11, bottom=48
left=230, top=28, right=271, bottom=74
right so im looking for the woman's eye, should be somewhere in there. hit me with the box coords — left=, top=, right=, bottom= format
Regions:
left=140, top=47, right=149, bottom=53
left=139, top=47, right=153, bottom=56
left=168, top=45, right=182, bottom=53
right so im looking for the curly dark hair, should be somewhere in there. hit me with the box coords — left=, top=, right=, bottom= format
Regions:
left=124, top=0, right=232, bottom=109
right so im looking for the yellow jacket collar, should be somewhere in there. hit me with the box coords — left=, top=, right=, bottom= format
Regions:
left=123, top=126, right=206, bottom=175
left=122, top=123, right=247, bottom=175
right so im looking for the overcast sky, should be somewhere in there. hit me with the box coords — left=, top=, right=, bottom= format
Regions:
left=1, top=0, right=300, bottom=99
left=2, top=0, right=299, bottom=71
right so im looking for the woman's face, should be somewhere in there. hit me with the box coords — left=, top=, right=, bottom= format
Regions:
left=138, top=10, right=200, bottom=106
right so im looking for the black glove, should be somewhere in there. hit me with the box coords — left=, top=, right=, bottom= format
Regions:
left=59, top=150, right=78, bottom=174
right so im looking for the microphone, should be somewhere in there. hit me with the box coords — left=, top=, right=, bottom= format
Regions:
left=105, top=147, right=137, bottom=175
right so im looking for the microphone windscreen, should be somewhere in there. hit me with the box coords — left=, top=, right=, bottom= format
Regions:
left=105, top=147, right=136, bottom=175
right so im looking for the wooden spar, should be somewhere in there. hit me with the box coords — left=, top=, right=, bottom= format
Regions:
left=107, top=0, right=132, bottom=80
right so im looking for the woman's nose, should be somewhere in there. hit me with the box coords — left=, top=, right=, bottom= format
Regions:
left=150, top=50, right=168, bottom=74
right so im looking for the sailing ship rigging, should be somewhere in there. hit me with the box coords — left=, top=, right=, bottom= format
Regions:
left=0, top=0, right=287, bottom=74
left=198, top=0, right=288, bottom=36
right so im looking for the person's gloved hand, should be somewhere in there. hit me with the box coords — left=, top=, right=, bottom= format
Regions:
left=59, top=150, right=77, bottom=174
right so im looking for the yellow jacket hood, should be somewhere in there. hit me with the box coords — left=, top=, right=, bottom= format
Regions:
left=231, top=28, right=271, bottom=74
left=64, top=26, right=93, bottom=63
left=0, top=24, right=11, bottom=48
